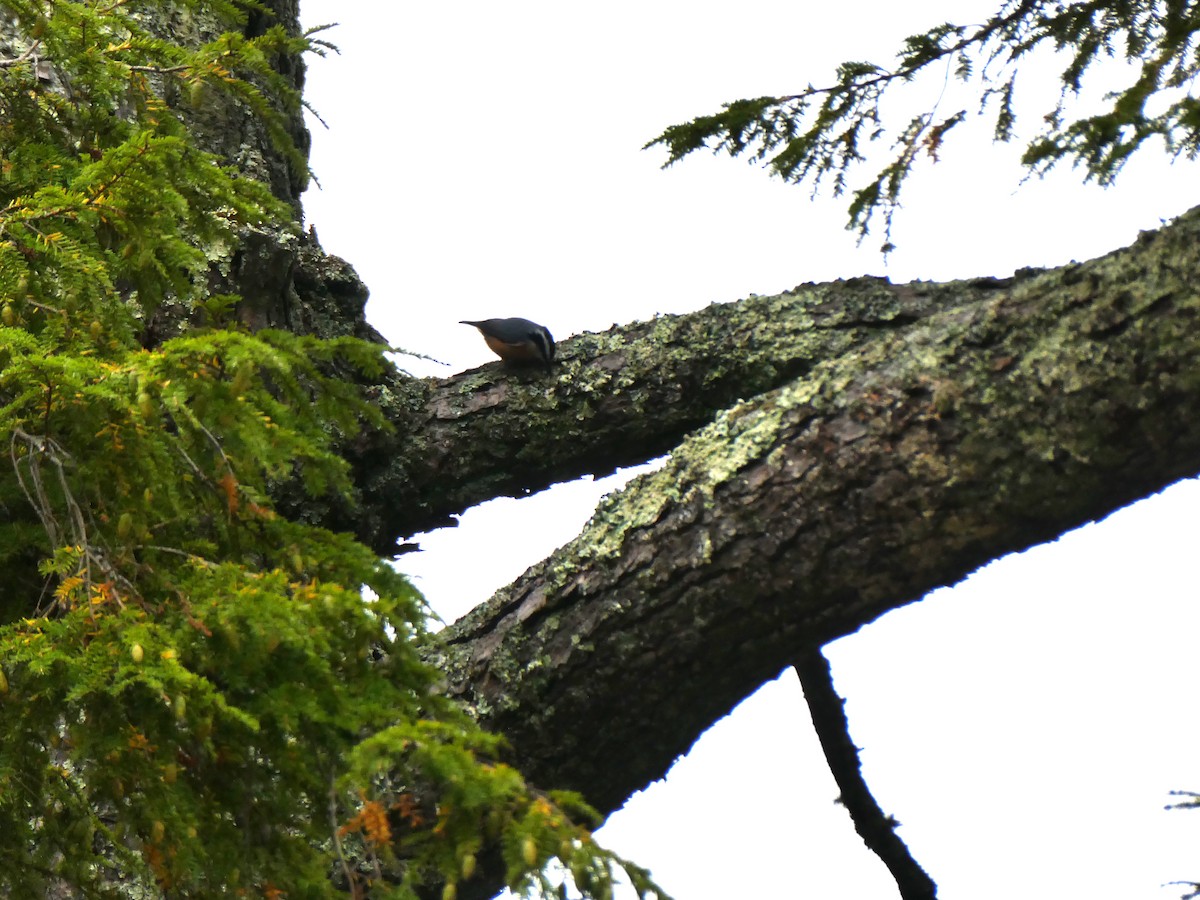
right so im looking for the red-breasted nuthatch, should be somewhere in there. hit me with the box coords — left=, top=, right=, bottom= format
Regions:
left=460, top=317, right=556, bottom=369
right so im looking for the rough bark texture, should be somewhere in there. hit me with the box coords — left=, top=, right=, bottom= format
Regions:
left=335, top=276, right=943, bottom=549
left=433, top=215, right=1200, bottom=823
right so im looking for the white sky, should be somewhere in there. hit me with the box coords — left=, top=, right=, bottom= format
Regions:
left=297, top=2, right=1200, bottom=898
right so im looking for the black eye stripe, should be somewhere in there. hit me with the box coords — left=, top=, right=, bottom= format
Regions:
left=531, top=328, right=555, bottom=361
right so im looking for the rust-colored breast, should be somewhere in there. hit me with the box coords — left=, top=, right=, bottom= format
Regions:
left=483, top=333, right=545, bottom=363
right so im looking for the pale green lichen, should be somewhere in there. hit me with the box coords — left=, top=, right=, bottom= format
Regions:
left=566, top=383, right=794, bottom=565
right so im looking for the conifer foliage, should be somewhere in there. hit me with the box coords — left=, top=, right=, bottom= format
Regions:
left=647, top=0, right=1200, bottom=251
left=0, top=2, right=660, bottom=897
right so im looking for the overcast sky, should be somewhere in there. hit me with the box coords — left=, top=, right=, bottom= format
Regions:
left=297, top=3, right=1200, bottom=897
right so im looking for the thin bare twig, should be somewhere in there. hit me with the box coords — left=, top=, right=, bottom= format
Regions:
left=126, top=64, right=189, bottom=74
left=793, top=646, right=938, bottom=900
left=328, top=776, right=359, bottom=897
left=11, top=428, right=132, bottom=616
left=0, top=40, right=42, bottom=69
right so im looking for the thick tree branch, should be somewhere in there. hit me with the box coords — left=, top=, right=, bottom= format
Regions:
left=334, top=276, right=950, bottom=549
left=316, top=220, right=1196, bottom=558
left=300, top=269, right=1026, bottom=552
left=432, top=209, right=1200, bottom=833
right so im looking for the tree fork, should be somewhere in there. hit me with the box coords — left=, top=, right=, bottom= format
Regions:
left=436, top=209, right=1200, bottom=829
left=321, top=215, right=1200, bottom=552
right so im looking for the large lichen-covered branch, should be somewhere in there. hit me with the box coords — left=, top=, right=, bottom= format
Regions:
left=428, top=208, right=1200, bottom=832
left=321, top=206, right=1196, bottom=562
left=318, top=272, right=967, bottom=550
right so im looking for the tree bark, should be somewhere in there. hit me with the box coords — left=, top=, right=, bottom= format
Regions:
left=329, top=273, right=947, bottom=549
left=431, top=213, right=1200, bottom=819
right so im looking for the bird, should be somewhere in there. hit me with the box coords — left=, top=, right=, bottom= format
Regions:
left=460, top=317, right=555, bottom=369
